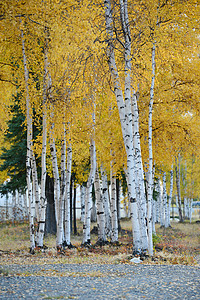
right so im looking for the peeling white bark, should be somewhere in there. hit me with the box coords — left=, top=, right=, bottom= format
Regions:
left=94, top=167, right=105, bottom=243
left=110, top=166, right=118, bottom=243
left=64, top=141, right=72, bottom=245
left=21, top=25, right=35, bottom=252
left=168, top=166, right=174, bottom=227
left=104, top=0, right=143, bottom=253
left=100, top=166, right=112, bottom=239
left=82, top=137, right=96, bottom=245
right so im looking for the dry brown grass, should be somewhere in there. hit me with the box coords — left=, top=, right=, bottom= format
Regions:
left=0, top=219, right=199, bottom=266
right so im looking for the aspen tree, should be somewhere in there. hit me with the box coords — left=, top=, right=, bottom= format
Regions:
left=80, top=185, right=86, bottom=223
left=100, top=166, right=112, bottom=239
left=167, top=166, right=173, bottom=227
left=64, top=140, right=72, bottom=247
left=131, top=92, right=148, bottom=252
left=175, top=154, right=183, bottom=222
left=163, top=172, right=168, bottom=228
left=104, top=0, right=144, bottom=254
left=37, top=29, right=49, bottom=248
left=20, top=22, right=35, bottom=253
left=94, top=167, right=106, bottom=244
left=82, top=136, right=96, bottom=245
left=110, top=162, right=118, bottom=243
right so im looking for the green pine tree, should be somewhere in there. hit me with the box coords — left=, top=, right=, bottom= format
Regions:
left=0, top=92, right=27, bottom=194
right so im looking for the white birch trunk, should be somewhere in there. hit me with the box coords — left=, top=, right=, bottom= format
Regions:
left=21, top=25, right=35, bottom=252
left=64, top=141, right=72, bottom=246
left=31, top=154, right=40, bottom=224
left=184, top=198, right=187, bottom=219
left=82, top=137, right=96, bottom=245
left=160, top=179, right=165, bottom=227
left=168, top=167, right=174, bottom=227
left=100, top=166, right=112, bottom=239
left=147, top=42, right=156, bottom=256
left=56, top=131, right=66, bottom=248
left=163, top=172, right=168, bottom=228
left=132, top=93, right=148, bottom=252
left=105, top=0, right=142, bottom=254
left=37, top=38, right=49, bottom=248
left=186, top=198, right=190, bottom=219
left=155, top=180, right=160, bottom=223
left=152, top=199, right=156, bottom=234
left=80, top=185, right=86, bottom=223
left=110, top=166, right=118, bottom=243
left=175, top=154, right=183, bottom=222
left=31, top=154, right=41, bottom=246
left=189, top=199, right=193, bottom=223
left=50, top=124, right=61, bottom=248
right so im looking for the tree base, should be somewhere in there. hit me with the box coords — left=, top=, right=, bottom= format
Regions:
left=95, top=239, right=109, bottom=247
left=29, top=247, right=35, bottom=255
left=63, top=241, right=76, bottom=249
left=81, top=240, right=92, bottom=248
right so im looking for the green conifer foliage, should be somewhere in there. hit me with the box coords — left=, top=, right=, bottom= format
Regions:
left=0, top=92, right=26, bottom=194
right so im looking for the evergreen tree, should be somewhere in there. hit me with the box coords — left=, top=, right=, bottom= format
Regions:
left=0, top=92, right=26, bottom=194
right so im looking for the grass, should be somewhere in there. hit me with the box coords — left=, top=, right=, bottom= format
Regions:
left=0, top=218, right=199, bottom=266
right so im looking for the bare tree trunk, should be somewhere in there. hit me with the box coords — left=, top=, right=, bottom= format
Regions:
left=64, top=142, right=72, bottom=246
left=110, top=165, right=118, bottom=243
left=73, top=185, right=77, bottom=235
left=21, top=25, right=35, bottom=253
left=163, top=172, right=168, bottom=228
left=80, top=185, right=86, bottom=223
left=101, top=165, right=112, bottom=239
left=104, top=0, right=143, bottom=254
left=147, top=41, right=156, bottom=256
left=82, top=137, right=96, bottom=245
left=168, top=166, right=174, bottom=227
left=94, top=167, right=106, bottom=244
left=175, top=154, right=183, bottom=222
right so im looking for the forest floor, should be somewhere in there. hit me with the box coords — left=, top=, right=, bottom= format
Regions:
left=0, top=219, right=200, bottom=299
left=0, top=218, right=200, bottom=266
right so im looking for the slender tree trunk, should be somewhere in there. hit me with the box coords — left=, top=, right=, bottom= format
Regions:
left=73, top=185, right=77, bottom=235
left=116, top=178, right=121, bottom=233
left=70, top=176, right=73, bottom=234
left=32, top=155, right=40, bottom=226
left=189, top=199, right=193, bottom=223
left=159, top=178, right=164, bottom=227
left=80, top=185, right=86, bottom=222
left=147, top=41, right=156, bottom=256
left=155, top=180, right=160, bottom=223
left=132, top=93, right=148, bottom=252
left=21, top=25, right=35, bottom=253
left=50, top=127, right=63, bottom=248
left=64, top=142, right=72, bottom=246
left=37, top=35, right=49, bottom=247
left=56, top=132, right=67, bottom=248
left=168, top=166, right=174, bottom=227
left=82, top=137, right=96, bottom=245
left=110, top=167, right=118, bottom=243
left=101, top=165, right=112, bottom=239
left=152, top=198, right=156, bottom=234
left=94, top=167, right=106, bottom=244
left=105, top=0, right=143, bottom=254
left=175, top=154, right=183, bottom=222
left=163, top=172, right=168, bottom=228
